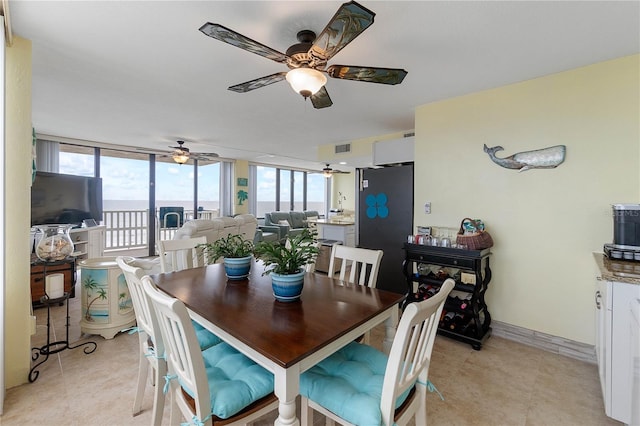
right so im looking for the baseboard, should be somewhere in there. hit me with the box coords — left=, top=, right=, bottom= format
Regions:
left=491, top=320, right=596, bottom=364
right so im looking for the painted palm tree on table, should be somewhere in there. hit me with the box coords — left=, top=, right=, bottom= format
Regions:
left=83, top=274, right=108, bottom=322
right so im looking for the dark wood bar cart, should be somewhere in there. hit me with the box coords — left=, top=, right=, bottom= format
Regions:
left=402, top=243, right=492, bottom=350
left=29, top=257, right=97, bottom=382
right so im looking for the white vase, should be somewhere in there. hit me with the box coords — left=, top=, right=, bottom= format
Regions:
left=34, top=224, right=74, bottom=261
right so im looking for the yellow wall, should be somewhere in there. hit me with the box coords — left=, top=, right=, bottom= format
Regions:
left=414, top=55, right=639, bottom=344
left=319, top=131, right=410, bottom=212
left=4, top=36, right=33, bottom=387
left=330, top=173, right=355, bottom=212
left=317, top=131, right=407, bottom=165
left=234, top=160, right=248, bottom=215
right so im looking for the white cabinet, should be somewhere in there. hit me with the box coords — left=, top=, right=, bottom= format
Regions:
left=595, top=278, right=639, bottom=424
left=70, top=226, right=105, bottom=261
left=317, top=222, right=355, bottom=247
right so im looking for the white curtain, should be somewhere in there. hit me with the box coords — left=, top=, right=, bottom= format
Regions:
left=35, top=139, right=59, bottom=173
left=220, top=161, right=233, bottom=217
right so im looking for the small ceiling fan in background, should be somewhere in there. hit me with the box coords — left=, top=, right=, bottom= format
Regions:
left=199, top=1, right=408, bottom=109
left=322, top=164, right=351, bottom=178
left=135, top=140, right=219, bottom=164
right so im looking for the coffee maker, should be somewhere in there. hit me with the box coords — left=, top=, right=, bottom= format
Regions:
left=604, top=204, right=640, bottom=261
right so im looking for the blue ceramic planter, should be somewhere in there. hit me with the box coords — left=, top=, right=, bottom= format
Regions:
left=223, top=256, right=252, bottom=280
left=271, top=268, right=305, bottom=302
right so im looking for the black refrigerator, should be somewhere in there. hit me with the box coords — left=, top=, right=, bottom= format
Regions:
left=357, top=163, right=413, bottom=294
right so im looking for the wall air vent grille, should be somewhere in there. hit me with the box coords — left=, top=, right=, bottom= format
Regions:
left=334, top=143, right=351, bottom=154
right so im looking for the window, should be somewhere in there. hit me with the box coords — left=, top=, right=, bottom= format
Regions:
left=255, top=165, right=277, bottom=217
left=100, top=148, right=151, bottom=249
left=59, top=144, right=95, bottom=176
left=197, top=161, right=221, bottom=215
left=306, top=173, right=326, bottom=213
left=251, top=164, right=325, bottom=217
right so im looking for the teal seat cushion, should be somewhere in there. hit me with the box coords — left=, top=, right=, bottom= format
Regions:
left=192, top=320, right=223, bottom=350
left=198, top=342, right=274, bottom=419
left=300, top=342, right=413, bottom=426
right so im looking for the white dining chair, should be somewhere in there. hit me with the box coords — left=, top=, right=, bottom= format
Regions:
left=327, top=244, right=384, bottom=288
left=140, top=275, right=279, bottom=426
left=116, top=256, right=221, bottom=426
left=157, top=235, right=207, bottom=273
left=301, top=278, right=455, bottom=426
left=327, top=245, right=384, bottom=343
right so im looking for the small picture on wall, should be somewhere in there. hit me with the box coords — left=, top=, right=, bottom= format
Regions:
left=237, top=178, right=248, bottom=187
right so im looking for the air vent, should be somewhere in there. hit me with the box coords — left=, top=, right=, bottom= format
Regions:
left=334, top=143, right=351, bottom=154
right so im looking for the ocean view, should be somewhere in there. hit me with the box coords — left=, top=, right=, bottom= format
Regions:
left=103, top=200, right=325, bottom=216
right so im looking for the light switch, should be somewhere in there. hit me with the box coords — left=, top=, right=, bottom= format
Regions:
left=424, top=202, right=431, bottom=214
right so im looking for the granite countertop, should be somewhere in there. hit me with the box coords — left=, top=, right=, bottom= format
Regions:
left=313, top=219, right=355, bottom=226
left=594, top=252, right=640, bottom=285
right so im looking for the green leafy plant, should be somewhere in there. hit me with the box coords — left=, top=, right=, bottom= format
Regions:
left=254, top=228, right=319, bottom=275
left=199, top=233, right=254, bottom=264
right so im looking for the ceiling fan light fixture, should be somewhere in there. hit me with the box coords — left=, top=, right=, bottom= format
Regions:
left=172, top=149, right=190, bottom=164
left=286, top=68, right=327, bottom=99
left=323, top=170, right=333, bottom=178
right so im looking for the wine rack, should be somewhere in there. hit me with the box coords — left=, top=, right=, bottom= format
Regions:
left=402, top=243, right=492, bottom=350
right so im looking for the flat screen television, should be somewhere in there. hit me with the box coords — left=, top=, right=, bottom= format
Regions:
left=31, top=171, right=103, bottom=227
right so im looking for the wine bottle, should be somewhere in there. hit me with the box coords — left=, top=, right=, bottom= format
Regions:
left=425, top=286, right=438, bottom=298
left=459, top=296, right=471, bottom=311
left=441, top=311, right=455, bottom=329
left=449, top=313, right=466, bottom=331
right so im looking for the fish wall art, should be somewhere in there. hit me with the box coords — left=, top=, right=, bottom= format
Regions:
left=483, top=144, right=566, bottom=172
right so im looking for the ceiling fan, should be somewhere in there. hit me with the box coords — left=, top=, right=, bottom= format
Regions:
left=135, top=141, right=219, bottom=164
left=322, top=164, right=351, bottom=178
left=199, top=1, right=408, bottom=109
left=168, top=141, right=220, bottom=164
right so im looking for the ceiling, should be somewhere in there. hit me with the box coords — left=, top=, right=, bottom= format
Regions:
left=8, top=1, right=639, bottom=172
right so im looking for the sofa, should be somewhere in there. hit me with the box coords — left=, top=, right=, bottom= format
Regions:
left=261, top=211, right=319, bottom=242
left=172, top=215, right=258, bottom=244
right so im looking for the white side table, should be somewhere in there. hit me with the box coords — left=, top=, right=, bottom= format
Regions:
left=79, top=257, right=136, bottom=339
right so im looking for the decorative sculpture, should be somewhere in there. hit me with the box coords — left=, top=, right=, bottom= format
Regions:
left=483, top=144, right=566, bottom=172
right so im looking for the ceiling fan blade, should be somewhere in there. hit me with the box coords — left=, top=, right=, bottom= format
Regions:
left=228, top=72, right=287, bottom=93
left=327, top=65, right=408, bottom=85
left=199, top=23, right=288, bottom=64
left=309, top=1, right=375, bottom=63
left=310, top=86, right=333, bottom=109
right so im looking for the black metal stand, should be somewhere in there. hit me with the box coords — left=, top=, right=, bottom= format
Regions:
left=29, top=260, right=97, bottom=383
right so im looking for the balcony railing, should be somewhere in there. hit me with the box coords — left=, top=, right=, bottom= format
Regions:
left=102, top=209, right=219, bottom=252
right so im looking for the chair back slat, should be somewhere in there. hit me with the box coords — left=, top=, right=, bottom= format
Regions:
left=158, top=236, right=207, bottom=272
left=116, top=256, right=163, bottom=356
left=141, top=276, right=212, bottom=423
left=116, top=256, right=167, bottom=425
left=380, top=279, right=454, bottom=426
left=327, top=245, right=383, bottom=288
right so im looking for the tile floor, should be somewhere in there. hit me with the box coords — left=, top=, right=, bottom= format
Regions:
left=1, top=282, right=621, bottom=426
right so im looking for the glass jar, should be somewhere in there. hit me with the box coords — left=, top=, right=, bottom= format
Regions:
left=34, top=224, right=75, bottom=261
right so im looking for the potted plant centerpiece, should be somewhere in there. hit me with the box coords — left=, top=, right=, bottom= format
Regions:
left=254, top=229, right=319, bottom=302
left=200, top=234, right=255, bottom=280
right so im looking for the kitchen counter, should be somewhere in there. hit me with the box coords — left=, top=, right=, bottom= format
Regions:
left=314, top=220, right=355, bottom=247
left=594, top=252, right=640, bottom=284
left=313, top=218, right=355, bottom=226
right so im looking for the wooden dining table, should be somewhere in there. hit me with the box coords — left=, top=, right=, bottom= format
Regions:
left=151, top=258, right=405, bottom=426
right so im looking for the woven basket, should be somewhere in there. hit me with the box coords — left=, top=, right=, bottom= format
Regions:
left=455, top=218, right=494, bottom=250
